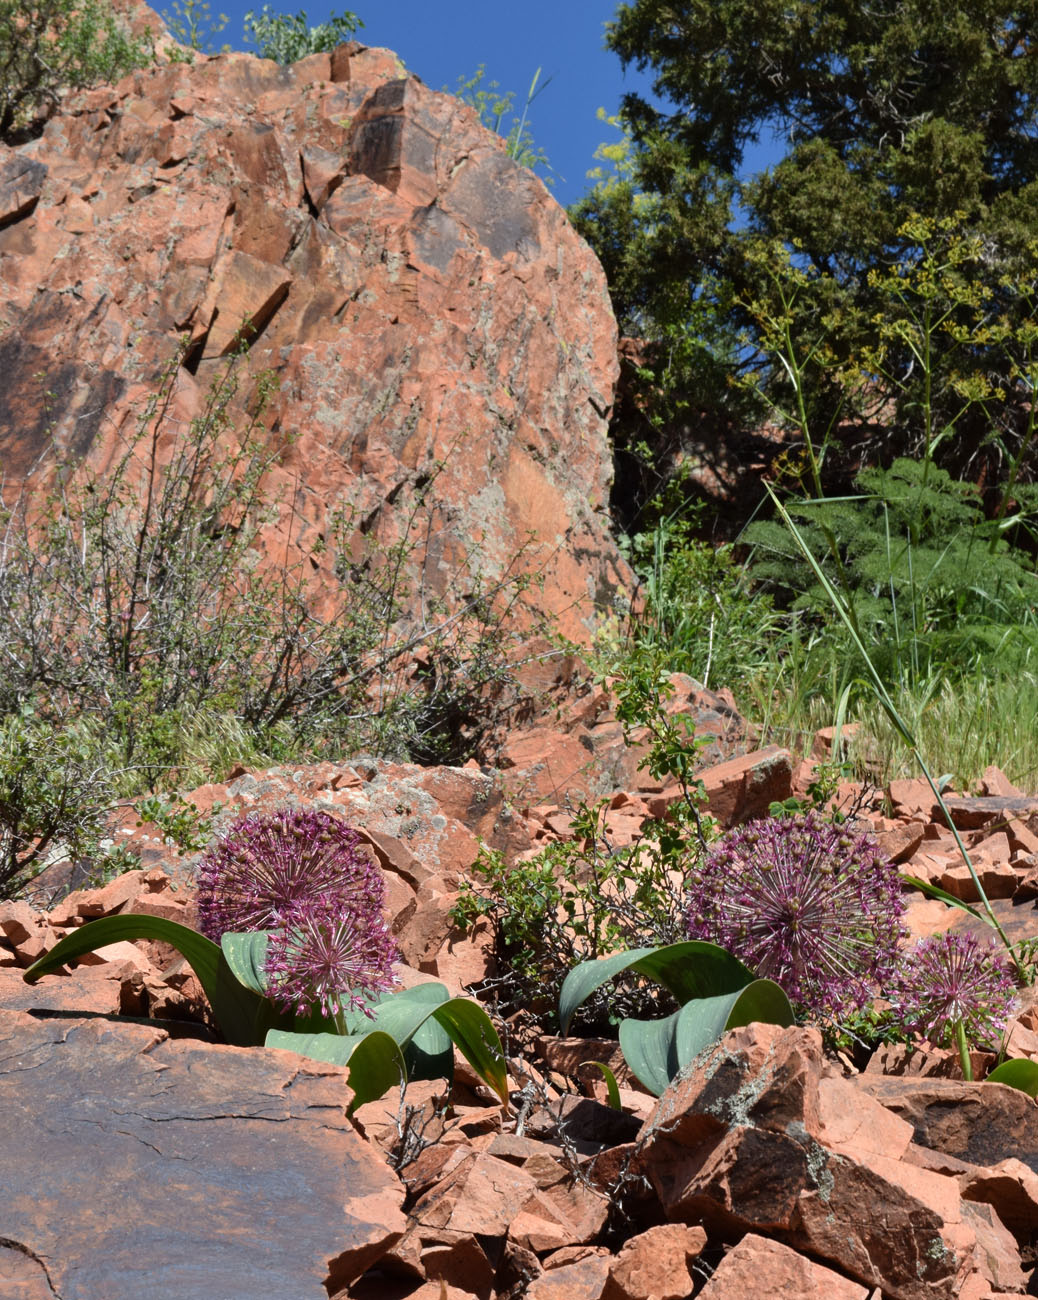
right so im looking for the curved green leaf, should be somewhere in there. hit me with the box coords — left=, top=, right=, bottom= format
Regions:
left=22, top=913, right=267, bottom=1046
left=618, top=979, right=795, bottom=1096
left=265, top=1028, right=407, bottom=1113
left=559, top=941, right=757, bottom=1034
left=582, top=1060, right=622, bottom=1111
left=619, top=1008, right=682, bottom=1096
left=362, top=984, right=453, bottom=1083
left=900, top=876, right=991, bottom=925
left=286, top=983, right=509, bottom=1107
left=986, top=1057, right=1038, bottom=1098
left=429, top=996, right=509, bottom=1107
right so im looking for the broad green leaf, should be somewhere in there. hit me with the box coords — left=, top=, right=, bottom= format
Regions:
left=582, top=1060, right=622, bottom=1110
left=619, top=979, right=795, bottom=1096
left=559, top=941, right=756, bottom=1034
left=220, top=930, right=271, bottom=996
left=361, top=984, right=453, bottom=1083
left=429, top=996, right=510, bottom=1107
left=22, top=913, right=267, bottom=1046
left=619, top=1008, right=682, bottom=1096
left=986, top=1058, right=1038, bottom=1098
left=276, top=985, right=509, bottom=1107
left=265, top=1028, right=406, bottom=1113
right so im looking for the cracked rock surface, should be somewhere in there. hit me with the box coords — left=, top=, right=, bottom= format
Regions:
left=0, top=1012, right=404, bottom=1300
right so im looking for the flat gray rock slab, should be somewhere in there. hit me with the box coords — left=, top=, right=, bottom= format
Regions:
left=0, top=1011, right=405, bottom=1300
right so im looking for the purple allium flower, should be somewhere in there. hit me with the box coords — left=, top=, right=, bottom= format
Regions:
left=892, top=930, right=1016, bottom=1051
left=685, top=812, right=906, bottom=1018
left=196, top=807, right=384, bottom=941
left=264, top=896, right=398, bottom=1019
left=195, top=807, right=398, bottom=1018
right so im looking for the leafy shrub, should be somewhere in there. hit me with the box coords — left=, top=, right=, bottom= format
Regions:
left=614, top=518, right=780, bottom=694
left=686, top=812, right=906, bottom=1020
left=452, top=800, right=695, bottom=1031
left=243, top=4, right=362, bottom=63
left=0, top=0, right=150, bottom=140
left=0, top=709, right=113, bottom=900
left=0, top=342, right=532, bottom=788
left=453, top=658, right=717, bottom=1032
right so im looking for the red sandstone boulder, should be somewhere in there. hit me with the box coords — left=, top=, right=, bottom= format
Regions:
left=0, top=1012, right=406, bottom=1298
left=0, top=21, right=626, bottom=650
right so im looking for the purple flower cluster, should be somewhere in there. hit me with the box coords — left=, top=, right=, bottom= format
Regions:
left=892, top=929, right=1016, bottom=1052
left=686, top=812, right=906, bottom=1019
left=196, top=807, right=397, bottom=1018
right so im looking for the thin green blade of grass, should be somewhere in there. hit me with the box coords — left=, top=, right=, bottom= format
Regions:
left=765, top=484, right=1024, bottom=979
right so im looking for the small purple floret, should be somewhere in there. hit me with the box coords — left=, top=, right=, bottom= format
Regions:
left=685, top=812, right=906, bottom=1018
left=196, top=807, right=398, bottom=1017
left=892, top=929, right=1016, bottom=1051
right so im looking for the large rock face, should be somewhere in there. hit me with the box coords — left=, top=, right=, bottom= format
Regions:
left=0, top=22, right=625, bottom=641
left=0, top=1012, right=406, bottom=1299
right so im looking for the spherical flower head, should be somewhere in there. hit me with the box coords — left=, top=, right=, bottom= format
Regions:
left=195, top=806, right=399, bottom=1019
left=685, top=812, right=906, bottom=1019
left=264, top=895, right=398, bottom=1019
left=195, top=807, right=385, bottom=942
left=892, top=930, right=1016, bottom=1052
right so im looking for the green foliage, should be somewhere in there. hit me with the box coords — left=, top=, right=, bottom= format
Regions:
left=745, top=458, right=1038, bottom=691
left=243, top=4, right=362, bottom=63
left=986, top=1057, right=1038, bottom=1097
left=558, top=941, right=793, bottom=1095
left=613, top=519, right=780, bottom=693
left=134, top=794, right=219, bottom=855
left=0, top=0, right=150, bottom=140
left=23, top=917, right=509, bottom=1111
left=451, top=799, right=695, bottom=1032
left=451, top=65, right=555, bottom=185
left=0, top=709, right=113, bottom=900
left=578, top=1, right=1038, bottom=516
left=161, top=0, right=228, bottom=53
left=452, top=638, right=722, bottom=1031
left=0, top=341, right=532, bottom=791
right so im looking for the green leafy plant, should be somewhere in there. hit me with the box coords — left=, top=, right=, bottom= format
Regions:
left=559, top=941, right=793, bottom=1095
left=613, top=517, right=781, bottom=694
left=451, top=65, right=555, bottom=184
left=579, top=2, right=1038, bottom=519
left=243, top=4, right=362, bottom=63
left=766, top=486, right=1031, bottom=983
left=134, top=795, right=219, bottom=855
left=0, top=708, right=113, bottom=901
left=0, top=0, right=151, bottom=140
left=452, top=798, right=694, bottom=1031
left=161, top=0, right=228, bottom=53
left=24, top=808, right=509, bottom=1110
left=0, top=340, right=535, bottom=790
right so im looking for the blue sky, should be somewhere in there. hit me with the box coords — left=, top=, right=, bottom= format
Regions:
left=171, top=0, right=786, bottom=209
left=176, top=1, right=661, bottom=207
